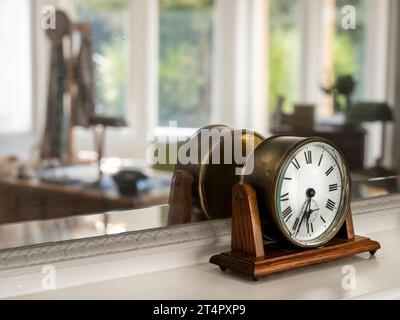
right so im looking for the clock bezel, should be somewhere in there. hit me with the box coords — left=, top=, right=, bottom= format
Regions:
left=271, top=137, right=351, bottom=248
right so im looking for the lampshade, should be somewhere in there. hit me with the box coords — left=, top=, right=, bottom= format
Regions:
left=347, top=102, right=393, bottom=123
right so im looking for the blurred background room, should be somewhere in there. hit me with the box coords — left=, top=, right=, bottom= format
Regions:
left=0, top=0, right=399, bottom=226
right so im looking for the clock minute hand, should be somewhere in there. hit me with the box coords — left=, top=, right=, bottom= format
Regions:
left=296, top=198, right=311, bottom=236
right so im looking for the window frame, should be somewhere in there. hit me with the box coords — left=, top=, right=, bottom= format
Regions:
left=296, top=0, right=392, bottom=121
left=27, top=0, right=396, bottom=159
left=153, top=0, right=269, bottom=137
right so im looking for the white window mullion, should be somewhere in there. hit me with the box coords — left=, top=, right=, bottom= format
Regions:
left=0, top=0, right=32, bottom=134
left=212, top=0, right=238, bottom=127
left=362, top=0, right=392, bottom=168
left=247, top=0, right=269, bottom=135
left=299, top=0, right=326, bottom=119
left=364, top=0, right=390, bottom=101
left=213, top=0, right=269, bottom=134
left=233, top=0, right=248, bottom=129
left=128, top=0, right=158, bottom=135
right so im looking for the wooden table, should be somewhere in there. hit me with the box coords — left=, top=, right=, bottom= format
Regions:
left=0, top=176, right=170, bottom=224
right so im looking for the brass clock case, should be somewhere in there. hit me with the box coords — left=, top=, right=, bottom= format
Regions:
left=175, top=124, right=231, bottom=218
left=199, top=129, right=265, bottom=219
left=242, top=135, right=351, bottom=248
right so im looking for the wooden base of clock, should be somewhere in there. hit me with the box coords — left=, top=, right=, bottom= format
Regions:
left=209, top=183, right=381, bottom=281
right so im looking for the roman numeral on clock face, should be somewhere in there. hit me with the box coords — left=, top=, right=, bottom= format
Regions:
left=307, top=222, right=314, bottom=234
left=280, top=193, right=289, bottom=202
left=292, top=157, right=300, bottom=170
left=318, top=153, right=324, bottom=166
left=304, top=150, right=312, bottom=164
left=325, top=166, right=334, bottom=176
left=282, top=206, right=293, bottom=221
left=329, top=184, right=338, bottom=192
left=326, top=199, right=336, bottom=211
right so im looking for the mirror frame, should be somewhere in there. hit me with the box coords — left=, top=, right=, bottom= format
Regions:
left=1, top=194, right=400, bottom=271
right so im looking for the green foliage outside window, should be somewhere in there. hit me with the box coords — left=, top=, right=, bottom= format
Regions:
left=269, top=0, right=300, bottom=115
left=77, top=0, right=367, bottom=124
left=268, top=0, right=366, bottom=117
left=159, top=0, right=214, bottom=127
left=334, top=0, right=366, bottom=103
left=77, top=0, right=128, bottom=117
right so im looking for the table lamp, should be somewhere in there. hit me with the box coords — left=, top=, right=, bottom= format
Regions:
left=347, top=102, right=393, bottom=176
left=89, top=115, right=127, bottom=183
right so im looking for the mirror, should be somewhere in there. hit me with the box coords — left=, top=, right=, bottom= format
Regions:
left=0, top=0, right=399, bottom=252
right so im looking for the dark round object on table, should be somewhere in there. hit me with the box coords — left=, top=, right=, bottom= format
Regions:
left=112, top=170, right=148, bottom=196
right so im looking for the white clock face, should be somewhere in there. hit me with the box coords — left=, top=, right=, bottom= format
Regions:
left=276, top=142, right=345, bottom=246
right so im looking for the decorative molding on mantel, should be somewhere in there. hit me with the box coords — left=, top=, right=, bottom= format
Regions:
left=1, top=195, right=400, bottom=271
left=0, top=219, right=231, bottom=271
left=352, top=194, right=400, bottom=215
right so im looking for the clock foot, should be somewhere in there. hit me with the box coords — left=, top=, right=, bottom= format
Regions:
left=219, top=266, right=226, bottom=272
left=369, top=249, right=378, bottom=256
left=253, top=276, right=259, bottom=282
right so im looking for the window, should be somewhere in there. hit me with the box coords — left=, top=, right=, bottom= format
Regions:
left=333, top=0, right=366, bottom=103
left=268, top=0, right=368, bottom=119
left=321, top=0, right=367, bottom=116
left=269, top=0, right=301, bottom=115
left=158, top=0, right=215, bottom=128
left=76, top=0, right=129, bottom=118
left=29, top=0, right=389, bottom=140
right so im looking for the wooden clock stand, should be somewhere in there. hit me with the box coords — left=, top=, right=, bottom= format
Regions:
left=210, top=184, right=381, bottom=281
left=168, top=170, right=381, bottom=281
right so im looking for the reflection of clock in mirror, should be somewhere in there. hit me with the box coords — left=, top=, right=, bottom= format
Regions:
left=175, top=125, right=264, bottom=220
left=243, top=136, right=351, bottom=248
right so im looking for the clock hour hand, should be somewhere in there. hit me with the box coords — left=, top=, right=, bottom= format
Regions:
left=305, top=189, right=318, bottom=227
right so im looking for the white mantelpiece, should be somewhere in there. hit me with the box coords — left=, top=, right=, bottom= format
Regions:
left=0, top=194, right=400, bottom=299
